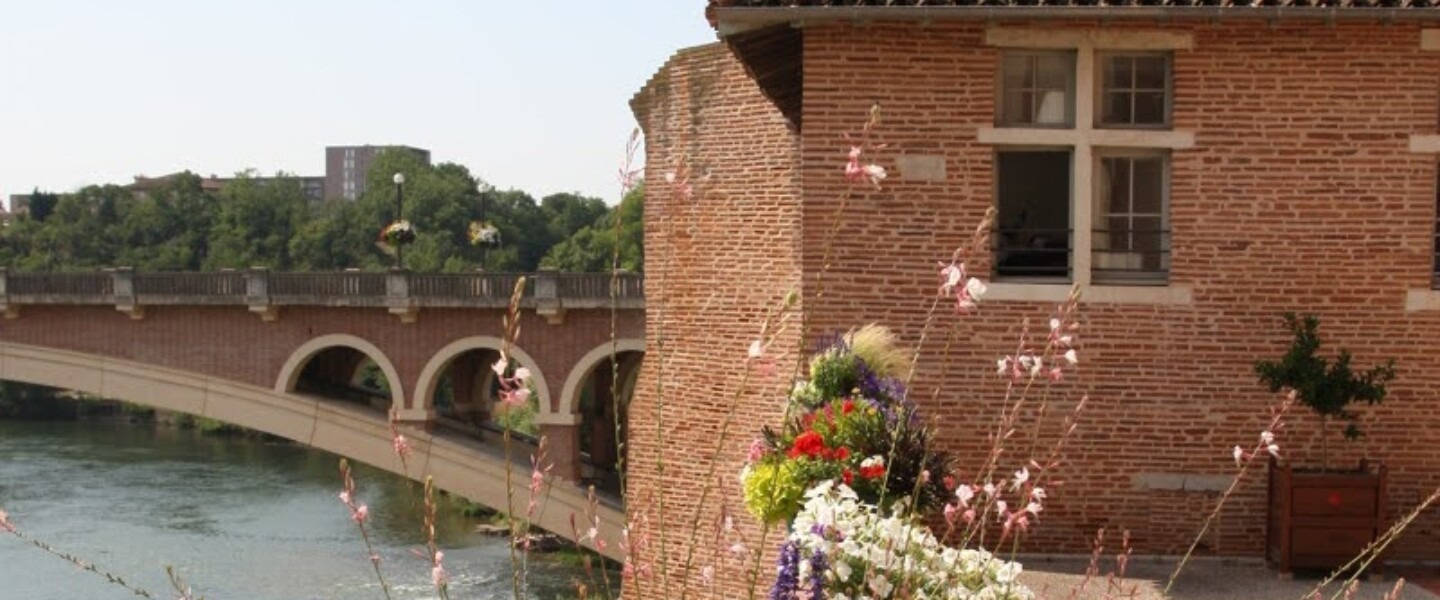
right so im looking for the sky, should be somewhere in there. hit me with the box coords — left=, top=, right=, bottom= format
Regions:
left=0, top=1, right=717, bottom=208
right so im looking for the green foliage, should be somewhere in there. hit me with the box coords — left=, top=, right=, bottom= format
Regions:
left=742, top=460, right=807, bottom=524
left=808, top=349, right=860, bottom=405
left=27, top=189, right=58, bottom=222
left=540, top=184, right=644, bottom=273
left=0, top=160, right=643, bottom=275
left=1255, top=313, right=1397, bottom=442
left=494, top=387, right=540, bottom=437
left=205, top=172, right=313, bottom=270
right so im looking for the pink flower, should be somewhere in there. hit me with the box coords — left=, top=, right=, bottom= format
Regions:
left=746, top=438, right=768, bottom=463
left=702, top=565, right=715, bottom=586
left=0, top=510, right=13, bottom=533
left=392, top=434, right=411, bottom=460
left=353, top=504, right=369, bottom=524
left=844, top=146, right=887, bottom=188
left=338, top=491, right=351, bottom=505
left=729, top=541, right=746, bottom=556
left=939, top=263, right=963, bottom=294
left=431, top=563, right=447, bottom=588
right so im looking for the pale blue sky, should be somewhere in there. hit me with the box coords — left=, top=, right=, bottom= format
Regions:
left=0, top=1, right=716, bottom=208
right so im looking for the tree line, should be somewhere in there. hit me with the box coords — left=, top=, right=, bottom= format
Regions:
left=3, top=149, right=642, bottom=273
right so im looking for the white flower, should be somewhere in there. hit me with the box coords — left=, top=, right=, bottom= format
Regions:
left=1267, top=444, right=1281, bottom=459
left=965, top=277, right=987, bottom=301
left=955, top=484, right=975, bottom=507
left=868, top=574, right=894, bottom=598
left=513, top=367, right=532, bottom=382
left=996, top=358, right=1009, bottom=376
left=1049, top=318, right=1061, bottom=331
left=834, top=559, right=852, bottom=582
left=491, top=357, right=509, bottom=376
left=862, top=164, right=887, bottom=184
left=1063, top=349, right=1078, bottom=365
left=748, top=340, right=763, bottom=359
left=1261, top=431, right=1275, bottom=445
left=1233, top=445, right=1245, bottom=467
left=1011, top=467, right=1030, bottom=490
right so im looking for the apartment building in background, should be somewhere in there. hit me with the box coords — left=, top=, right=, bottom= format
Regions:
left=324, top=145, right=432, bottom=201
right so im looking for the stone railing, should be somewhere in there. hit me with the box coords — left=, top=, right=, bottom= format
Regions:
left=0, top=268, right=643, bottom=322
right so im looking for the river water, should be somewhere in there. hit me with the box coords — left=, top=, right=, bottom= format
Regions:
left=0, top=419, right=586, bottom=600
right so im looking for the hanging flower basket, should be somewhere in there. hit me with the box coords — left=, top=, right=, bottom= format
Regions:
left=468, top=221, right=500, bottom=246
left=379, top=220, right=416, bottom=246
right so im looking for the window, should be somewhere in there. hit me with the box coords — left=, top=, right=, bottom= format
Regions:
left=1098, top=53, right=1171, bottom=128
left=1094, top=153, right=1169, bottom=283
left=996, top=150, right=1072, bottom=281
left=999, top=51, right=1076, bottom=128
left=986, top=36, right=1187, bottom=289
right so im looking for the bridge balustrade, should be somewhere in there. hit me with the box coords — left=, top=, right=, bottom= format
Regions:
left=0, top=268, right=642, bottom=318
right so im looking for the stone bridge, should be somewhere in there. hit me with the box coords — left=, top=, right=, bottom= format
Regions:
left=0, top=268, right=643, bottom=559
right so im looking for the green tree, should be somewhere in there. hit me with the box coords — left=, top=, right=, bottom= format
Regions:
left=26, top=189, right=59, bottom=223
left=205, top=172, right=313, bottom=270
left=540, top=183, right=644, bottom=272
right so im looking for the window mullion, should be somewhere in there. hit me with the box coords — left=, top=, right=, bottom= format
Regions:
left=1073, top=45, right=1095, bottom=286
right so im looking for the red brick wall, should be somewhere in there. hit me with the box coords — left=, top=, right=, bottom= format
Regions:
left=629, top=43, right=805, bottom=595
left=796, top=20, right=1440, bottom=559
left=0, top=304, right=641, bottom=418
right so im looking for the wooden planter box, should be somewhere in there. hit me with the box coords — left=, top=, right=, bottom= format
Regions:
left=1266, top=458, right=1387, bottom=575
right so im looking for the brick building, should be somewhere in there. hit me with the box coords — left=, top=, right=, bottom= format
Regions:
left=630, top=0, right=1440, bottom=589
left=325, top=145, right=432, bottom=201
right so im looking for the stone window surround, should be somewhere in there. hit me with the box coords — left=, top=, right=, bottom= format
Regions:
left=1406, top=29, right=1440, bottom=311
left=979, top=27, right=1196, bottom=306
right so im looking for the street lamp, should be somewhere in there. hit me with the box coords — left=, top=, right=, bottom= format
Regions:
left=393, top=172, right=405, bottom=270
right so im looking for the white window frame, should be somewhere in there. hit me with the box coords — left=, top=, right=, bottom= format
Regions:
left=980, top=27, right=1195, bottom=305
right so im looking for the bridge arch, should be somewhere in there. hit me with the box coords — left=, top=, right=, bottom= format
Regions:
left=274, top=334, right=405, bottom=411
left=558, top=339, right=645, bottom=420
left=414, top=336, right=553, bottom=422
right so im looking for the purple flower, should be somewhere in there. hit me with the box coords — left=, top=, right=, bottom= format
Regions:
left=807, top=548, right=828, bottom=598
left=769, top=541, right=801, bottom=600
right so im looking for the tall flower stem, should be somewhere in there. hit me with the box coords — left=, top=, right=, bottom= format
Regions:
left=0, top=510, right=159, bottom=599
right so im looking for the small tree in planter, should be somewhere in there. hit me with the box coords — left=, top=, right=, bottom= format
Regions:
left=1254, top=313, right=1396, bottom=472
left=1254, top=312, right=1397, bottom=574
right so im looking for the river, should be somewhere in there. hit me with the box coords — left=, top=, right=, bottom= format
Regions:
left=0, top=419, right=590, bottom=600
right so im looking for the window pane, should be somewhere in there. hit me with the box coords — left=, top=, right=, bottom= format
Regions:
left=1099, top=53, right=1171, bottom=128
left=1132, top=157, right=1164, bottom=214
left=1094, top=154, right=1169, bottom=283
left=1103, top=157, right=1132, bottom=213
left=1101, top=92, right=1128, bottom=126
left=998, top=51, right=1074, bottom=127
left=1133, top=92, right=1167, bottom=125
left=996, top=151, right=1071, bottom=280
left=1002, top=55, right=1031, bottom=89
left=1105, top=56, right=1133, bottom=89
left=1134, top=56, right=1168, bottom=89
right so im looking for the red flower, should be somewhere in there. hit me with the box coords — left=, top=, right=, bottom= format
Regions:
left=842, top=470, right=854, bottom=486
left=860, top=465, right=886, bottom=480
left=943, top=475, right=958, bottom=491
left=790, top=431, right=826, bottom=459
left=834, top=447, right=850, bottom=461
left=842, top=399, right=855, bottom=415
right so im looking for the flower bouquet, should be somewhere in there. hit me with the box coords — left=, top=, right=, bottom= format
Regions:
left=379, top=220, right=416, bottom=247
left=468, top=220, right=500, bottom=246
left=743, top=324, right=1034, bottom=599
left=742, top=324, right=951, bottom=525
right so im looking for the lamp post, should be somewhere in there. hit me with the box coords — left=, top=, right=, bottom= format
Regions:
left=478, top=183, right=487, bottom=271
left=392, top=172, right=405, bottom=270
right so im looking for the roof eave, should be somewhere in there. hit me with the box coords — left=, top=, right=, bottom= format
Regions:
left=714, top=5, right=1440, bottom=36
